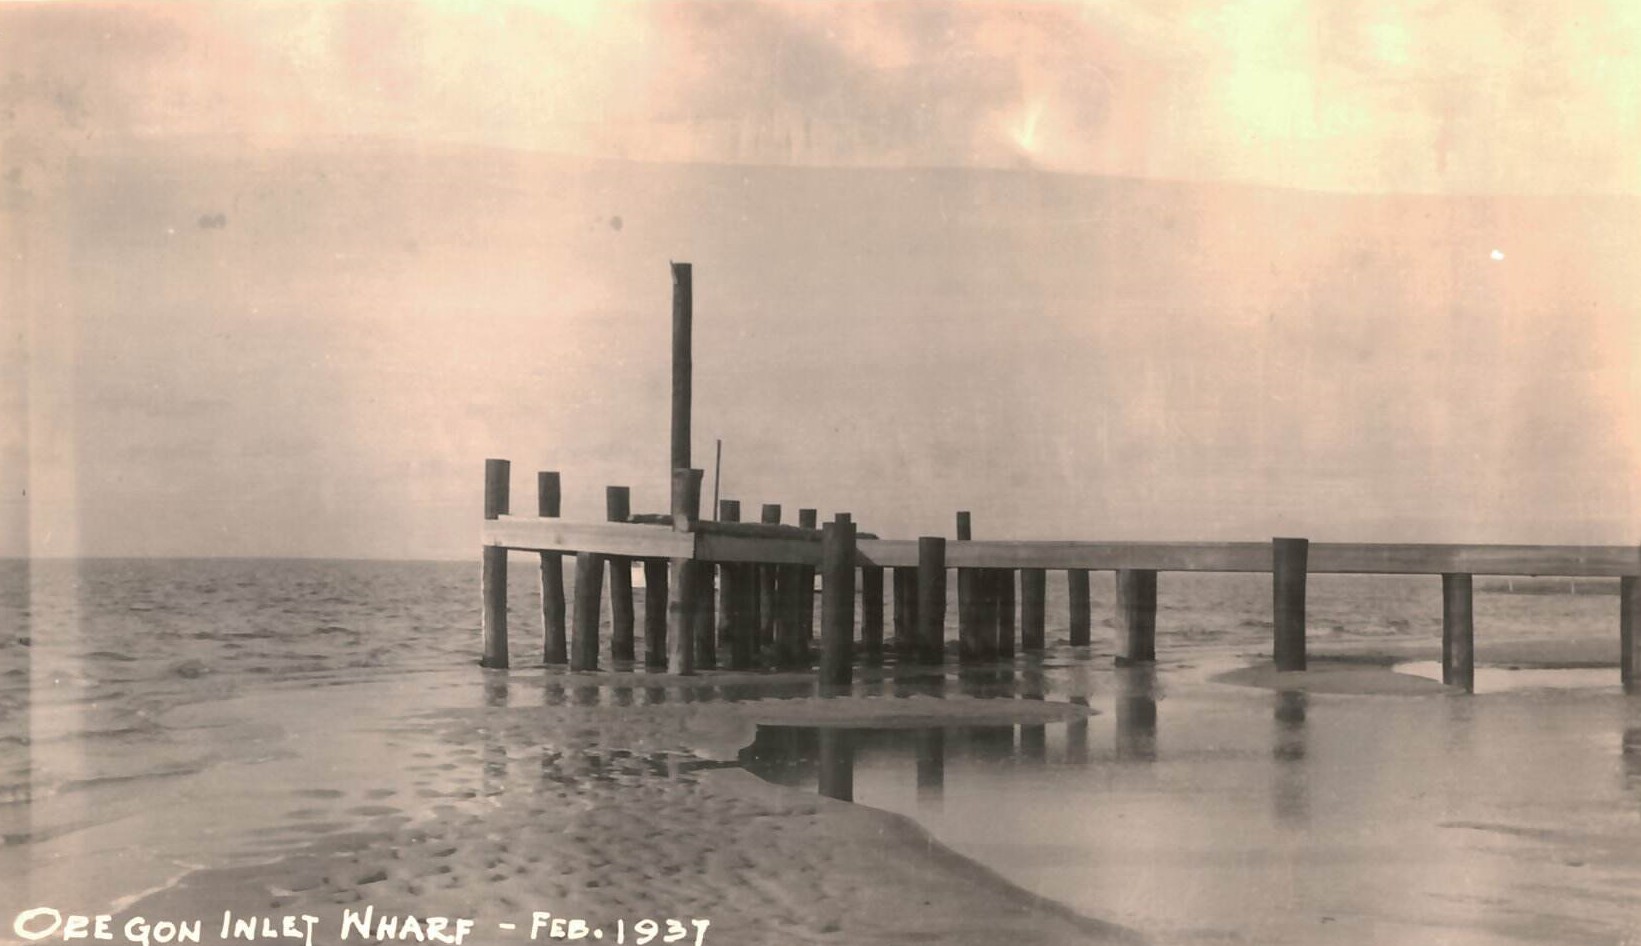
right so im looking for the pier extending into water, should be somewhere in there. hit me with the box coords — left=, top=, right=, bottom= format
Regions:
left=480, top=263, right=1641, bottom=695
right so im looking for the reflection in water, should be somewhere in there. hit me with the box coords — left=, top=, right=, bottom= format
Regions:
left=482, top=676, right=509, bottom=794
left=1019, top=724, right=1047, bottom=764
left=916, top=729, right=945, bottom=807
left=818, top=729, right=855, bottom=801
left=1623, top=727, right=1641, bottom=795
left=1272, top=690, right=1309, bottom=826
left=1115, top=665, right=1158, bottom=762
left=1065, top=698, right=1090, bottom=765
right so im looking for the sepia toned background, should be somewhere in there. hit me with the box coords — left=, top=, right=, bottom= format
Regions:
left=5, top=0, right=1640, bottom=561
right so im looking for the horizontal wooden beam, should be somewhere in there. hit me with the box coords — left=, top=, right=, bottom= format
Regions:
left=482, top=517, right=694, bottom=558
left=484, top=519, right=1641, bottom=577
left=1308, top=543, right=1641, bottom=577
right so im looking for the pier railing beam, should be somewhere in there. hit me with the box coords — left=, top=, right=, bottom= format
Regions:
left=1067, top=570, right=1092, bottom=647
left=1021, top=568, right=1046, bottom=652
left=538, top=471, right=567, bottom=665
left=571, top=551, right=604, bottom=671
left=667, top=468, right=703, bottom=675
left=606, top=486, right=635, bottom=663
left=820, top=514, right=858, bottom=687
left=1273, top=537, right=1309, bottom=672
left=1442, top=573, right=1474, bottom=692
left=481, top=458, right=511, bottom=669
left=1115, top=569, right=1158, bottom=665
left=917, top=537, right=948, bottom=663
left=1622, top=574, right=1641, bottom=694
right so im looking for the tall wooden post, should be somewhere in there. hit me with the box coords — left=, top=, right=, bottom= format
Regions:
left=1021, top=568, right=1046, bottom=652
left=718, top=500, right=754, bottom=670
left=820, top=515, right=857, bottom=687
left=481, top=458, right=510, bottom=669
left=758, top=503, right=782, bottom=657
left=799, top=508, right=818, bottom=648
left=1067, top=570, right=1091, bottom=647
left=956, top=512, right=984, bottom=663
left=893, top=567, right=919, bottom=656
left=1116, top=569, right=1158, bottom=665
left=996, top=568, right=1016, bottom=659
left=571, top=551, right=604, bottom=671
left=668, top=468, right=703, bottom=675
left=538, top=471, right=567, bottom=665
left=862, top=565, right=885, bottom=663
left=1442, top=573, right=1474, bottom=692
left=643, top=560, right=668, bottom=669
left=917, top=537, right=947, bottom=663
left=1623, top=574, right=1641, bottom=695
left=1273, top=537, right=1309, bottom=672
left=671, top=262, right=692, bottom=474
left=606, top=486, right=635, bottom=662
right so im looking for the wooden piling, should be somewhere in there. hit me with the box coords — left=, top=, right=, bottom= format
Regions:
left=1442, top=573, right=1474, bottom=692
left=776, top=564, right=806, bottom=668
left=671, top=262, right=692, bottom=473
left=917, top=537, right=947, bottom=663
left=996, top=568, right=1016, bottom=659
left=694, top=562, right=717, bottom=670
left=758, top=504, right=782, bottom=655
left=956, top=512, right=984, bottom=663
left=820, top=515, right=857, bottom=686
left=1273, top=537, right=1309, bottom=672
left=1021, top=568, right=1046, bottom=652
left=1115, top=569, right=1158, bottom=665
left=481, top=458, right=510, bottom=669
left=1623, top=575, right=1641, bottom=695
left=862, top=565, right=885, bottom=662
left=892, top=567, right=919, bottom=656
left=1067, top=570, right=1091, bottom=647
left=717, top=500, right=755, bottom=670
left=571, top=551, right=604, bottom=671
left=606, top=486, right=635, bottom=662
left=538, top=472, right=567, bottom=665
left=667, top=468, right=703, bottom=675
left=643, top=560, right=668, bottom=669
left=799, top=508, right=818, bottom=647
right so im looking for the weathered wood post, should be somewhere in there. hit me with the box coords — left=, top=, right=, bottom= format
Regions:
left=893, top=566, right=919, bottom=656
left=671, top=262, right=692, bottom=473
left=917, top=537, right=947, bottom=663
left=643, top=560, right=668, bottom=669
left=694, top=548, right=717, bottom=672
left=820, top=514, right=857, bottom=687
left=717, top=500, right=751, bottom=670
left=606, top=486, right=635, bottom=662
left=862, top=563, right=885, bottom=663
left=997, top=567, right=1016, bottom=659
left=1623, top=572, right=1641, bottom=695
left=758, top=503, right=782, bottom=656
left=1021, top=568, right=1046, bottom=652
left=481, top=458, right=510, bottom=669
left=799, top=508, right=819, bottom=648
left=1442, top=573, right=1474, bottom=692
left=1273, top=537, right=1309, bottom=672
left=1115, top=569, right=1158, bottom=665
left=1067, top=570, right=1092, bottom=646
left=956, top=512, right=984, bottom=663
left=538, top=471, right=567, bottom=665
left=667, top=468, right=703, bottom=675
left=571, top=551, right=604, bottom=671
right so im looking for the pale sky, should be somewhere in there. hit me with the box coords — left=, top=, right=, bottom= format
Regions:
left=4, top=1, right=1641, bottom=558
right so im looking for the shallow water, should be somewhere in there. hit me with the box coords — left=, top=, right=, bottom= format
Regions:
left=5, top=559, right=1641, bottom=944
left=746, top=663, right=1641, bottom=945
